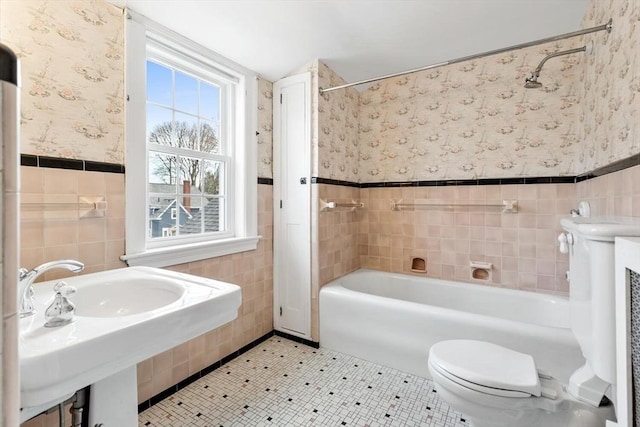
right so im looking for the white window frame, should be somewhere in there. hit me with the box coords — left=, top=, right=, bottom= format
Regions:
left=122, top=10, right=259, bottom=268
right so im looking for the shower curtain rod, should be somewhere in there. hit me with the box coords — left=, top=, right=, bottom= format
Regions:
left=319, top=19, right=612, bottom=94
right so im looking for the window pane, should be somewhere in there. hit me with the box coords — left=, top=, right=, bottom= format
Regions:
left=180, top=196, right=203, bottom=235
left=148, top=196, right=178, bottom=239
left=147, top=105, right=172, bottom=145
left=204, top=197, right=222, bottom=233
left=174, top=112, right=198, bottom=149
left=199, top=119, right=220, bottom=154
left=178, top=155, right=201, bottom=190
left=149, top=151, right=177, bottom=186
left=178, top=196, right=222, bottom=235
left=200, top=82, right=220, bottom=122
left=146, top=61, right=172, bottom=106
left=142, top=48, right=236, bottom=245
left=174, top=71, right=198, bottom=115
left=202, top=160, right=222, bottom=196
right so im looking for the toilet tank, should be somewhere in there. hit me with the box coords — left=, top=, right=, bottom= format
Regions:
left=561, top=216, right=640, bottom=384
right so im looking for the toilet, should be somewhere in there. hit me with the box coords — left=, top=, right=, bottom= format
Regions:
left=428, top=215, right=640, bottom=427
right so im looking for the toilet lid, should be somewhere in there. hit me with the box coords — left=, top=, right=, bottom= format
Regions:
left=429, top=340, right=541, bottom=397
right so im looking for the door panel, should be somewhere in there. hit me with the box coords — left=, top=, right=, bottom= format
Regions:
left=273, top=73, right=311, bottom=338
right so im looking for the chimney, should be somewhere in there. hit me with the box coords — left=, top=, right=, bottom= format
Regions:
left=182, top=180, right=191, bottom=213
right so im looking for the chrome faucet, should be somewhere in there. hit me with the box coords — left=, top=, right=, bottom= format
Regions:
left=18, top=260, right=84, bottom=317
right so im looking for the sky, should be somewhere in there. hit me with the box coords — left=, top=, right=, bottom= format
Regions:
left=146, top=59, right=221, bottom=185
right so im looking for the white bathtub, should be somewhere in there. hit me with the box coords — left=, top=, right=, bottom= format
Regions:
left=319, top=269, right=584, bottom=384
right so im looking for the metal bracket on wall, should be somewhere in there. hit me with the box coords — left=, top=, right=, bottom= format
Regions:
left=79, top=196, right=108, bottom=218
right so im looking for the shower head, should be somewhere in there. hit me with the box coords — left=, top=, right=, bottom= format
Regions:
left=524, top=72, right=543, bottom=89
left=523, top=45, right=587, bottom=89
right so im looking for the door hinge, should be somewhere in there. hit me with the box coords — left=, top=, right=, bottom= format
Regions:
left=280, top=93, right=283, bottom=104
left=279, top=306, right=282, bottom=316
left=280, top=200, right=283, bottom=209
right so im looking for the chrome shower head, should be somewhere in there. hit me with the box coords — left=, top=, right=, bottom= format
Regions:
left=524, top=72, right=542, bottom=89
left=523, top=45, right=587, bottom=89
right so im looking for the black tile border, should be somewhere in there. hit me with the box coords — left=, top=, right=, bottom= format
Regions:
left=20, top=152, right=639, bottom=186
left=313, top=176, right=578, bottom=188
left=311, top=153, right=639, bottom=189
left=85, top=160, right=125, bottom=174
left=38, top=156, right=84, bottom=170
left=20, top=154, right=276, bottom=183
left=356, top=176, right=577, bottom=187
left=137, top=329, right=319, bottom=413
left=311, top=177, right=360, bottom=188
left=575, top=153, right=640, bottom=182
left=21, top=154, right=125, bottom=174
left=20, top=154, right=38, bottom=167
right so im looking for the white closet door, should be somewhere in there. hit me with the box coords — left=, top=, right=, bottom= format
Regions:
left=273, top=72, right=311, bottom=338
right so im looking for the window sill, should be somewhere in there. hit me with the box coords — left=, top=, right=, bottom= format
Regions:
left=121, top=236, right=261, bottom=268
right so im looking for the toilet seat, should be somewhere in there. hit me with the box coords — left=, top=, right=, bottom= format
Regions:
left=429, top=340, right=542, bottom=398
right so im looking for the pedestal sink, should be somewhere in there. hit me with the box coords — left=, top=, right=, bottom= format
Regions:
left=19, top=266, right=242, bottom=425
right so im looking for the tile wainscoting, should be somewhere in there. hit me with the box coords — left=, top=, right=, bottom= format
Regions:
left=314, top=160, right=640, bottom=298
left=19, top=163, right=274, bottom=427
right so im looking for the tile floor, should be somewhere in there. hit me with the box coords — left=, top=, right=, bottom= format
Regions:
left=138, top=336, right=466, bottom=427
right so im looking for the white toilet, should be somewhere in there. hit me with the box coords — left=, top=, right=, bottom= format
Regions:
left=428, top=215, right=640, bottom=427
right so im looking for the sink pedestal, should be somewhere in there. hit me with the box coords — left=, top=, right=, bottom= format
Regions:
left=89, top=366, right=138, bottom=427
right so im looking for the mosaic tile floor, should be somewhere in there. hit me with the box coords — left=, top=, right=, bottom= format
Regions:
left=139, top=336, right=466, bottom=427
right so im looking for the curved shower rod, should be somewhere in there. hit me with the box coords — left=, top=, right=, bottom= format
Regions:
left=319, top=19, right=612, bottom=94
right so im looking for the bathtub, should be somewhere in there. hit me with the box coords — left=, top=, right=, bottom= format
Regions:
left=319, top=269, right=584, bottom=384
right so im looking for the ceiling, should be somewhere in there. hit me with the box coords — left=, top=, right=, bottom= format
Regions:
left=110, top=0, right=590, bottom=88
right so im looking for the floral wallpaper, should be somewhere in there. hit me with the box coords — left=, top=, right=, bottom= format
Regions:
left=316, top=61, right=360, bottom=182
left=0, top=0, right=125, bottom=164
left=311, top=0, right=638, bottom=183
left=257, top=77, right=273, bottom=179
left=356, top=40, right=585, bottom=182
left=577, top=0, right=640, bottom=173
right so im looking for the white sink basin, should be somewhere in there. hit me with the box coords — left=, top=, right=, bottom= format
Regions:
left=19, top=266, right=241, bottom=419
left=73, top=277, right=185, bottom=317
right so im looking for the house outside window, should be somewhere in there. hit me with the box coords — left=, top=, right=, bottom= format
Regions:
left=123, top=11, right=259, bottom=268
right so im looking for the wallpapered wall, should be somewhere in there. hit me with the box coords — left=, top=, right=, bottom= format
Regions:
left=577, top=0, right=639, bottom=172
left=312, top=0, right=639, bottom=183
left=357, top=38, right=583, bottom=182
left=1, top=0, right=277, bottom=176
left=1, top=0, right=125, bottom=164
left=316, top=61, right=360, bottom=182
left=257, top=78, right=274, bottom=179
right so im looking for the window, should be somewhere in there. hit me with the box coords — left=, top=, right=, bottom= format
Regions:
left=123, top=11, right=259, bottom=268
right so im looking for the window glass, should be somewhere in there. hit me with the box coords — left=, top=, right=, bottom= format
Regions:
left=200, top=82, right=220, bottom=122
left=146, top=59, right=228, bottom=240
left=174, top=71, right=198, bottom=115
left=123, top=14, right=258, bottom=267
left=146, top=61, right=172, bottom=106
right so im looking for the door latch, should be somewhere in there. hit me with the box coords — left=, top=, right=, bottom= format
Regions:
left=300, top=177, right=307, bottom=184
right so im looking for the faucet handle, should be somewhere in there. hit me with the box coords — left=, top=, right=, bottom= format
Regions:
left=53, top=281, right=76, bottom=296
left=44, top=281, right=76, bottom=328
